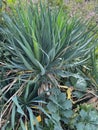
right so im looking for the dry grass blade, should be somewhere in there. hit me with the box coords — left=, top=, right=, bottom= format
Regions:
left=0, top=80, right=28, bottom=128
left=1, top=78, right=17, bottom=94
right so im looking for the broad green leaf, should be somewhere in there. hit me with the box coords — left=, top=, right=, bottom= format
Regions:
left=62, top=100, right=72, bottom=110
left=75, top=78, right=87, bottom=91
left=52, top=113, right=60, bottom=122
left=76, top=122, right=84, bottom=130
left=49, top=95, right=63, bottom=109
left=85, top=124, right=93, bottom=130
left=80, top=110, right=87, bottom=119
left=61, top=110, right=73, bottom=118
left=47, top=102, right=58, bottom=113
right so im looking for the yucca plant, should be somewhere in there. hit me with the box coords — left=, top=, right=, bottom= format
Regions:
left=0, top=0, right=97, bottom=129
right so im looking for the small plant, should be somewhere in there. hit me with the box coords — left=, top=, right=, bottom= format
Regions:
left=44, top=88, right=73, bottom=130
left=75, top=106, right=98, bottom=130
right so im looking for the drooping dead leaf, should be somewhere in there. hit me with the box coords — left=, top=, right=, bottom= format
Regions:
left=36, top=115, right=41, bottom=122
left=33, top=115, right=41, bottom=125
left=59, top=85, right=74, bottom=100
left=67, top=88, right=72, bottom=100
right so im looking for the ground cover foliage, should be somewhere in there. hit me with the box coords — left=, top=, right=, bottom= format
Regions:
left=0, top=0, right=98, bottom=129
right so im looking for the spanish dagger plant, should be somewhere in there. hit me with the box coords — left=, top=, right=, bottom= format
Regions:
left=2, top=3, right=96, bottom=76
left=0, top=0, right=97, bottom=129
